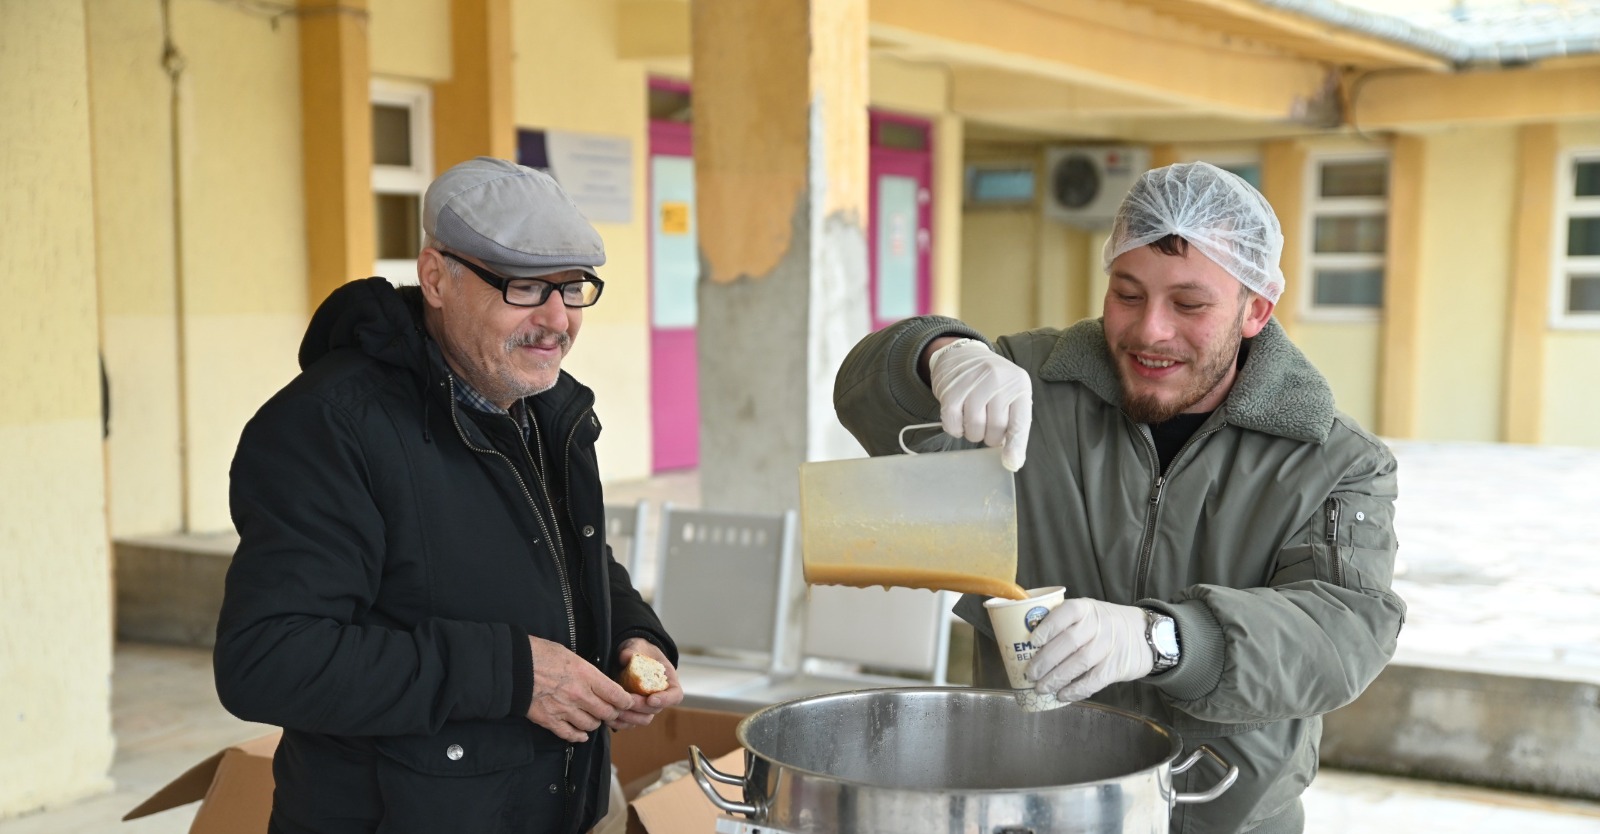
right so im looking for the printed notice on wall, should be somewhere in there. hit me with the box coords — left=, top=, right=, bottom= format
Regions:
left=660, top=201, right=691, bottom=235
left=541, top=131, right=632, bottom=224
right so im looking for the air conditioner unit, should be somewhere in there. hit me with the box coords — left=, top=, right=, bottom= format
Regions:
left=1042, top=146, right=1150, bottom=229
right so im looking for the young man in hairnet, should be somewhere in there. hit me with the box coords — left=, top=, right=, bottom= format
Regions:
left=834, top=162, right=1404, bottom=833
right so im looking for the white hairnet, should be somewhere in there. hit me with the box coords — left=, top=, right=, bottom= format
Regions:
left=1102, top=161, right=1285, bottom=303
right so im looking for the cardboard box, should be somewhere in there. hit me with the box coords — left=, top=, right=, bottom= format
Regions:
left=123, top=732, right=280, bottom=833
left=124, top=707, right=746, bottom=834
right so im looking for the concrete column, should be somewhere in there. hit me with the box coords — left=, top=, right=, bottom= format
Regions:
left=1261, top=139, right=1307, bottom=337
left=433, top=0, right=515, bottom=170
left=1503, top=124, right=1557, bottom=444
left=0, top=0, right=115, bottom=815
left=299, top=0, right=373, bottom=307
left=692, top=0, right=870, bottom=514
left=1378, top=134, right=1426, bottom=439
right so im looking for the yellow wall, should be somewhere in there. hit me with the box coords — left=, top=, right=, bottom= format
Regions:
left=370, top=0, right=451, bottom=81
left=1413, top=127, right=1516, bottom=441
left=961, top=207, right=1040, bottom=338
left=513, top=0, right=653, bottom=482
left=173, top=0, right=309, bottom=532
left=1294, top=322, right=1382, bottom=428
left=0, top=1, right=115, bottom=815
left=87, top=0, right=184, bottom=537
left=1544, top=121, right=1600, bottom=447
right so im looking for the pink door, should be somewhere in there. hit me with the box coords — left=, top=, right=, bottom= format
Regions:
left=648, top=114, right=698, bottom=472
left=868, top=113, right=934, bottom=330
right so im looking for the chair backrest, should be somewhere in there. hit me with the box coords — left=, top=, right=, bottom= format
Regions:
left=799, top=585, right=956, bottom=685
left=653, top=504, right=801, bottom=675
left=603, top=500, right=651, bottom=584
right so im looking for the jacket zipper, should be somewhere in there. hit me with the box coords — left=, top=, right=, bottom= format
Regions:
left=443, top=376, right=577, bottom=652
left=1132, top=419, right=1224, bottom=598
left=521, top=414, right=580, bottom=654
left=1325, top=497, right=1344, bottom=587
left=562, top=406, right=596, bottom=656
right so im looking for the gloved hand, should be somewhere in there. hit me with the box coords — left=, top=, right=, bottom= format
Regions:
left=1025, top=599, right=1154, bottom=703
left=927, top=338, right=1032, bottom=471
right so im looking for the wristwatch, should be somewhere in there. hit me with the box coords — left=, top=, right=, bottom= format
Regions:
left=1142, top=608, right=1181, bottom=674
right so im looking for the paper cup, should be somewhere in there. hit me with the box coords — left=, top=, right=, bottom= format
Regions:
left=984, top=586, right=1068, bottom=712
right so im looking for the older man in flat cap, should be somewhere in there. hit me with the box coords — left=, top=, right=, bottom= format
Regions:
left=216, top=157, right=682, bottom=834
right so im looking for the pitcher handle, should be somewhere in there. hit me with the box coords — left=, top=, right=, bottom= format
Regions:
left=898, top=422, right=944, bottom=455
left=689, top=745, right=758, bottom=817
left=1171, top=745, right=1239, bottom=805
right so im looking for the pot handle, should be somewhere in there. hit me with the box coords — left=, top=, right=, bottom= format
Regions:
left=1171, top=745, right=1240, bottom=805
left=898, top=422, right=943, bottom=455
left=689, top=745, right=758, bottom=817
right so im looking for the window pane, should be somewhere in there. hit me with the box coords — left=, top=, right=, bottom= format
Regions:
left=968, top=168, right=1034, bottom=204
left=876, top=119, right=928, bottom=151
left=1319, top=160, right=1387, bottom=198
left=1314, top=215, right=1387, bottom=254
left=1313, top=268, right=1384, bottom=307
left=1569, top=217, right=1600, bottom=256
left=1571, top=274, right=1600, bottom=313
left=372, top=104, right=413, bottom=167
left=1575, top=160, right=1600, bottom=198
left=375, top=193, right=421, bottom=260
left=875, top=174, right=919, bottom=321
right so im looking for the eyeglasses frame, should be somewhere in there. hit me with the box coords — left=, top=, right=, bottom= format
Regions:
left=438, top=250, right=605, bottom=308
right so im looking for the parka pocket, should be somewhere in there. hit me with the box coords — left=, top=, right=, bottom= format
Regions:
left=373, top=721, right=568, bottom=834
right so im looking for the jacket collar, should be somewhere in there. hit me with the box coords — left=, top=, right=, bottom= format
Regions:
left=1037, top=317, right=1336, bottom=444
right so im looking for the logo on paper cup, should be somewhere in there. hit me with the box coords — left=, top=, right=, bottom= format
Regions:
left=1024, top=606, right=1049, bottom=632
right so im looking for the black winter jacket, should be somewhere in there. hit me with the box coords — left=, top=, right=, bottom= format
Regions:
left=215, top=277, right=675, bottom=834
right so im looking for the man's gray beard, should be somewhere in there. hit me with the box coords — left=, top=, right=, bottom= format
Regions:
left=1118, top=310, right=1244, bottom=424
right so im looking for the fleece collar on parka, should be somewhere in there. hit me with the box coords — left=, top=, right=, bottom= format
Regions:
left=1036, top=317, right=1337, bottom=444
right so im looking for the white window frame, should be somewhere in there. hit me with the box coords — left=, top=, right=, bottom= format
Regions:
left=1551, top=147, right=1600, bottom=330
left=1300, top=151, right=1389, bottom=324
left=371, top=79, right=434, bottom=283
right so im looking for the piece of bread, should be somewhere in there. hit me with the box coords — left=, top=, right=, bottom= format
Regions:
left=620, top=654, right=670, bottom=695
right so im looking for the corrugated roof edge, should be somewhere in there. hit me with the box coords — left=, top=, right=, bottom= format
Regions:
left=1253, top=0, right=1600, bottom=65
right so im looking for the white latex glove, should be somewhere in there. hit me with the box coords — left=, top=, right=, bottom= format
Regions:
left=1025, top=599, right=1154, bottom=703
left=927, top=338, right=1032, bottom=471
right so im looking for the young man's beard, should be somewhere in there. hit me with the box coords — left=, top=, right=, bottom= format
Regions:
left=1118, top=308, right=1245, bottom=424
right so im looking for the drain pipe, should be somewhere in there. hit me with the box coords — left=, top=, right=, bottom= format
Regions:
left=159, top=0, right=190, bottom=533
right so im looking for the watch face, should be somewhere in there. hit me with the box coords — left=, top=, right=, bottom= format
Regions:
left=1152, top=618, right=1179, bottom=657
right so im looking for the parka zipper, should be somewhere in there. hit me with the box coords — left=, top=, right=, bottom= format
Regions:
left=1132, top=419, right=1224, bottom=598
left=562, top=406, right=597, bottom=658
left=1325, top=497, right=1344, bottom=587
left=443, top=376, right=578, bottom=653
left=520, top=414, right=580, bottom=655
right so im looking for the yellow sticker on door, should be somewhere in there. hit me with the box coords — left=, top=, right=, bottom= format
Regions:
left=660, top=201, right=691, bottom=235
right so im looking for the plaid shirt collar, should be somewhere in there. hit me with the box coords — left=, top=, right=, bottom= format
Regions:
left=451, top=374, right=532, bottom=437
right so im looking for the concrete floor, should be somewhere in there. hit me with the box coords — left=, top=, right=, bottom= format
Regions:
left=6, top=439, right=1600, bottom=832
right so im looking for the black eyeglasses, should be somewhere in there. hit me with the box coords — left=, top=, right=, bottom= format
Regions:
left=440, top=251, right=605, bottom=308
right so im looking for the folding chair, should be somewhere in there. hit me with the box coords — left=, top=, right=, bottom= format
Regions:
left=724, top=585, right=959, bottom=704
left=603, top=500, right=652, bottom=597
left=651, top=503, right=803, bottom=700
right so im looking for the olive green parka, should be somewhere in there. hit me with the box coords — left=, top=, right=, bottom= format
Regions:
left=834, top=315, right=1406, bottom=834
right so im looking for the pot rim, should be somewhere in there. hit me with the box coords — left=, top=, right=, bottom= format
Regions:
left=732, top=685, right=1187, bottom=794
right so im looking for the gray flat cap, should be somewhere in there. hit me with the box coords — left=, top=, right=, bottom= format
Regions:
left=423, top=156, right=605, bottom=278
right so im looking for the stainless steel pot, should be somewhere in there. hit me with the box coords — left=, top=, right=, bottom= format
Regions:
left=691, top=687, right=1237, bottom=834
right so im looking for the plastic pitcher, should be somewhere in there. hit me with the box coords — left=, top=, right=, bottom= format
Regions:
left=799, top=423, right=1026, bottom=600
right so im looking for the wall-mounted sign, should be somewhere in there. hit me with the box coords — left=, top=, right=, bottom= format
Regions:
left=517, top=129, right=632, bottom=224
